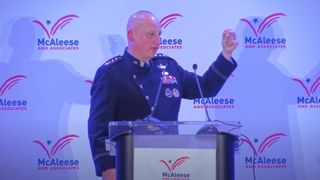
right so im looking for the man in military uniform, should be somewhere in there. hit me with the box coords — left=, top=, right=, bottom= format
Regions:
left=88, top=10, right=238, bottom=180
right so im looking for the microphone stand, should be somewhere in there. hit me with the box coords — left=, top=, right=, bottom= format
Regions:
left=143, top=64, right=168, bottom=121
left=140, top=64, right=169, bottom=134
left=193, top=64, right=219, bottom=134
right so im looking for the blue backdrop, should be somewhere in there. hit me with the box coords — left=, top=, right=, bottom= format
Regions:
left=1, top=0, right=319, bottom=180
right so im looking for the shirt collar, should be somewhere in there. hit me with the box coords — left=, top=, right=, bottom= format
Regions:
left=123, top=48, right=151, bottom=69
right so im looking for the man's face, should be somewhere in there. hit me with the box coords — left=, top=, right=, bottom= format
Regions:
left=131, top=17, right=161, bottom=61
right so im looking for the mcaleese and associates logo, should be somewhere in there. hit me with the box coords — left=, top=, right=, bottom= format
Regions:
left=193, top=97, right=235, bottom=109
left=292, top=77, right=320, bottom=108
left=160, top=156, right=191, bottom=180
left=33, top=134, right=80, bottom=171
left=159, top=13, right=183, bottom=50
left=0, top=75, right=28, bottom=111
left=33, top=14, right=80, bottom=51
left=240, top=133, right=288, bottom=169
left=240, top=13, right=287, bottom=49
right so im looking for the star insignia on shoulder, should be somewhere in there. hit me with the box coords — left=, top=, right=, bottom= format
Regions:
left=154, top=53, right=174, bottom=61
left=104, top=55, right=122, bottom=66
left=155, top=53, right=165, bottom=57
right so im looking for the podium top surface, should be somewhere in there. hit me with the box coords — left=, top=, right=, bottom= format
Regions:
left=109, top=120, right=241, bottom=141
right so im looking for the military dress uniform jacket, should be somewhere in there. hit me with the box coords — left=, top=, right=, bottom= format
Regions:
left=88, top=49, right=237, bottom=176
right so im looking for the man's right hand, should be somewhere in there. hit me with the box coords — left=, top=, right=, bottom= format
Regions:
left=102, top=168, right=116, bottom=180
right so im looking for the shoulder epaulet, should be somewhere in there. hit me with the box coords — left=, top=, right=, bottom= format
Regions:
left=103, top=55, right=123, bottom=66
left=154, top=53, right=174, bottom=60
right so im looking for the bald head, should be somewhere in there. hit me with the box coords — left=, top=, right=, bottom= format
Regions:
left=126, top=10, right=162, bottom=61
left=127, top=10, right=160, bottom=32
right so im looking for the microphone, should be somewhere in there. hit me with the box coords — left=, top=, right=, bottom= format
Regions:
left=193, top=63, right=219, bottom=134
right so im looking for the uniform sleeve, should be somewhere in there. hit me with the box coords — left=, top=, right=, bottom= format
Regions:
left=88, top=66, right=117, bottom=176
left=179, top=52, right=237, bottom=99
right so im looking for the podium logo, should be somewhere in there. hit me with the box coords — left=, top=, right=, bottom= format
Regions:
left=160, top=156, right=191, bottom=180
left=292, top=77, right=320, bottom=108
left=160, top=156, right=189, bottom=172
left=0, top=75, right=28, bottom=111
left=240, top=133, right=288, bottom=169
left=33, top=134, right=80, bottom=171
left=240, top=13, right=287, bottom=48
left=159, top=13, right=183, bottom=50
left=33, top=14, right=80, bottom=51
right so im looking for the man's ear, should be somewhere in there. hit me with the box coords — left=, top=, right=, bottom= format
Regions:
left=128, top=30, right=134, bottom=41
